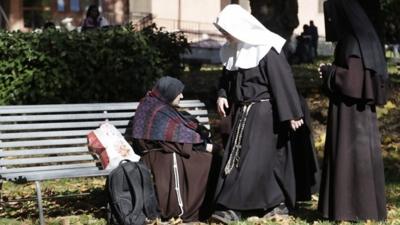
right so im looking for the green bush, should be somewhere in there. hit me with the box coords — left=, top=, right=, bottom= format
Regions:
left=0, top=24, right=190, bottom=104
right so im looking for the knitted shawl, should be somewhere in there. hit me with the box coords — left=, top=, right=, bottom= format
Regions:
left=132, top=91, right=202, bottom=144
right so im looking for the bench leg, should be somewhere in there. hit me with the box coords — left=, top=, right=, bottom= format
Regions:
left=35, top=181, right=45, bottom=225
left=0, top=180, right=3, bottom=211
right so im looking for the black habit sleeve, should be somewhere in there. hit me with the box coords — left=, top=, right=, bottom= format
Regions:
left=265, top=50, right=303, bottom=122
left=217, top=68, right=230, bottom=98
left=321, top=56, right=387, bottom=105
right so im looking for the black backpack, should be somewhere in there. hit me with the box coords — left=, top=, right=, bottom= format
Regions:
left=106, top=160, right=160, bottom=225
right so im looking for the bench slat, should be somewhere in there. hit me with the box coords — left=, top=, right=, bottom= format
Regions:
left=0, top=112, right=134, bottom=122
left=0, top=104, right=138, bottom=114
left=0, top=120, right=130, bottom=131
left=0, top=101, right=205, bottom=114
left=0, top=162, right=98, bottom=174
left=2, top=167, right=111, bottom=182
left=0, top=118, right=208, bottom=132
left=0, top=106, right=135, bottom=114
left=1, top=130, right=95, bottom=139
left=0, top=138, right=87, bottom=148
left=0, top=100, right=202, bottom=110
left=0, top=110, right=208, bottom=122
left=0, top=129, right=127, bottom=139
left=0, top=102, right=138, bottom=109
left=0, top=154, right=96, bottom=166
left=198, top=117, right=209, bottom=123
left=0, top=147, right=89, bottom=157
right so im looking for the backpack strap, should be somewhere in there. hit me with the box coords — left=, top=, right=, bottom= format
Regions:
left=121, top=162, right=147, bottom=225
left=136, top=162, right=160, bottom=219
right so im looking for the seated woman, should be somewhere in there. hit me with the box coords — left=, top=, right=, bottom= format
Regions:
left=130, top=76, right=214, bottom=222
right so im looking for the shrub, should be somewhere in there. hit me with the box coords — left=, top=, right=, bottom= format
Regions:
left=0, top=24, right=189, bottom=104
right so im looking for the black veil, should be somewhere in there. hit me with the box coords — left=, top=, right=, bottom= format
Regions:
left=324, top=0, right=388, bottom=80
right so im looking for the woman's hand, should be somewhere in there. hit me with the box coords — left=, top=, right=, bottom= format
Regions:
left=206, top=143, right=213, bottom=153
left=290, top=118, right=304, bottom=131
left=318, top=63, right=332, bottom=78
left=217, top=97, right=229, bottom=117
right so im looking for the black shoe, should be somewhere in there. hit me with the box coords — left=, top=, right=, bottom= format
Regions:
left=263, top=203, right=289, bottom=219
left=209, top=210, right=241, bottom=224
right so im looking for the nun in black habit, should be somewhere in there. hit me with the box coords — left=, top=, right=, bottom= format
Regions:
left=318, top=0, right=387, bottom=221
left=210, top=4, right=316, bottom=222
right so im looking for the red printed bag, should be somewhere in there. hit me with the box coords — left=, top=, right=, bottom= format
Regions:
left=87, top=123, right=140, bottom=170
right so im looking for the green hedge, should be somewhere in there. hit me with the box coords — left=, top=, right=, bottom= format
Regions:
left=0, top=24, right=190, bottom=104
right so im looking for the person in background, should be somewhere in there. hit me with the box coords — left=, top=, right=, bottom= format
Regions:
left=43, top=21, right=56, bottom=30
left=130, top=76, right=215, bottom=222
left=81, top=4, right=109, bottom=31
left=318, top=0, right=387, bottom=221
left=309, top=20, right=319, bottom=57
left=296, top=24, right=314, bottom=63
left=210, top=4, right=307, bottom=223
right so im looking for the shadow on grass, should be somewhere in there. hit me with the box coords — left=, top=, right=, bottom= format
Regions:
left=1, top=187, right=107, bottom=221
left=49, top=188, right=107, bottom=218
left=386, top=181, right=400, bottom=209
left=292, top=201, right=322, bottom=223
left=384, top=154, right=400, bottom=209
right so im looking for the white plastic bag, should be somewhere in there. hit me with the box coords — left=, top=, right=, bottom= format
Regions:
left=88, top=122, right=140, bottom=170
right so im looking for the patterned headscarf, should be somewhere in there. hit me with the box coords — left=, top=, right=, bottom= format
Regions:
left=131, top=76, right=202, bottom=144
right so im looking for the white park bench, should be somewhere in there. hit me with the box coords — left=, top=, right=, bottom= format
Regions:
left=0, top=100, right=210, bottom=225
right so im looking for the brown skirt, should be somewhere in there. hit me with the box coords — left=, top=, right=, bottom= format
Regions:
left=141, top=143, right=212, bottom=222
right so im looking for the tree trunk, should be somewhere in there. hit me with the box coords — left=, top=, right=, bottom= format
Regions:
left=249, top=0, right=299, bottom=40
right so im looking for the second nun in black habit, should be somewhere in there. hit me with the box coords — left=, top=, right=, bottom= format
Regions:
left=318, top=0, right=388, bottom=221
left=210, top=4, right=308, bottom=223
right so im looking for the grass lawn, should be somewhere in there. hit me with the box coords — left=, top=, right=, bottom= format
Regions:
left=1, top=57, right=399, bottom=225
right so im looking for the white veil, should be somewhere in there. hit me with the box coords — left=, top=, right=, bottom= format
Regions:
left=214, top=4, right=286, bottom=71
